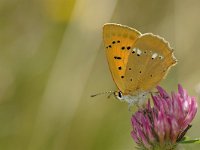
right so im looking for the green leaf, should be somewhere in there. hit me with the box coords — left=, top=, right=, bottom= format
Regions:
left=179, top=136, right=200, bottom=144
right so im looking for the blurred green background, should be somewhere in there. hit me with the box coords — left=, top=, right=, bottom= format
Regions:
left=0, top=0, right=200, bottom=150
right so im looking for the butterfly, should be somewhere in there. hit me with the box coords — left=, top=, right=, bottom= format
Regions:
left=102, top=23, right=177, bottom=107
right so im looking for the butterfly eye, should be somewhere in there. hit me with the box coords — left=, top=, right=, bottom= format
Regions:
left=117, top=91, right=124, bottom=100
left=118, top=91, right=122, bottom=98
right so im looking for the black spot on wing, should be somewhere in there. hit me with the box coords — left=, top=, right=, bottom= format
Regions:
left=114, top=56, right=122, bottom=60
left=118, top=66, right=122, bottom=70
left=127, top=46, right=131, bottom=50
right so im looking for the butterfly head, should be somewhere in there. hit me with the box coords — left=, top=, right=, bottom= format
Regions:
left=114, top=91, right=124, bottom=101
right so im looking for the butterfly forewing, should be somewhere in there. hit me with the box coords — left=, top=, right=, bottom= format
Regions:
left=103, top=23, right=141, bottom=93
left=124, top=34, right=177, bottom=94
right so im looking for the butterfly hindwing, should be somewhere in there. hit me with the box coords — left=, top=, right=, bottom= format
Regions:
left=124, top=34, right=177, bottom=94
left=103, top=23, right=141, bottom=93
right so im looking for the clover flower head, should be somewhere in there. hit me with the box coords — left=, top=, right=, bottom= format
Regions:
left=131, top=84, right=198, bottom=150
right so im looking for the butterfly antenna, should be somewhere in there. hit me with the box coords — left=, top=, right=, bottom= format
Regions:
left=90, top=91, right=114, bottom=98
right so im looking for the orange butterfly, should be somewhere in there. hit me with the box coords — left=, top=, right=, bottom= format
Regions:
left=93, top=23, right=177, bottom=107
